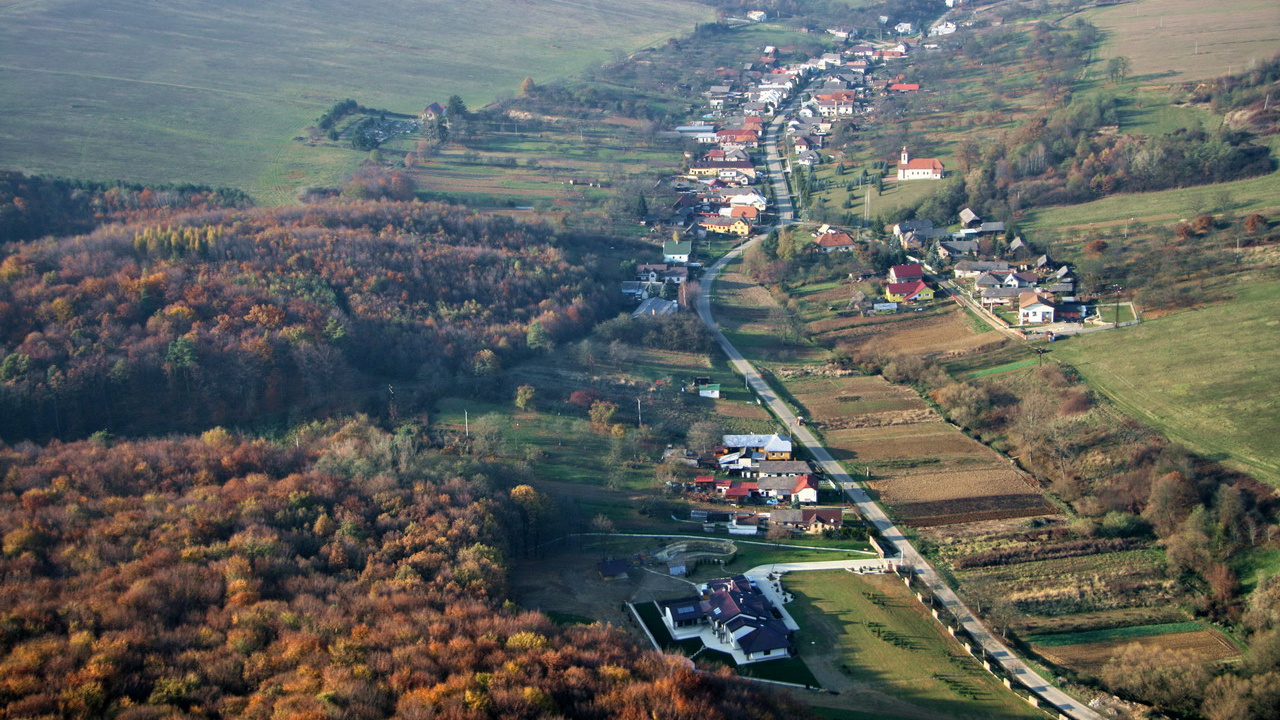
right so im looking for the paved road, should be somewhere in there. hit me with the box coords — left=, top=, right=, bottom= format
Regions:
left=693, top=125, right=1102, bottom=720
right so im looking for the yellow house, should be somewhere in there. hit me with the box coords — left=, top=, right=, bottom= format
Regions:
left=885, top=280, right=934, bottom=303
left=701, top=217, right=753, bottom=237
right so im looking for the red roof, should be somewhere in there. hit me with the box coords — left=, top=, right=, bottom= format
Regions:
left=890, top=263, right=923, bottom=280
left=887, top=280, right=929, bottom=298
left=815, top=232, right=856, bottom=248
left=889, top=83, right=920, bottom=92
left=695, top=475, right=716, bottom=484
left=900, top=158, right=944, bottom=171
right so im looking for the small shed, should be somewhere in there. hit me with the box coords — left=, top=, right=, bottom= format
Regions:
left=598, top=559, right=630, bottom=581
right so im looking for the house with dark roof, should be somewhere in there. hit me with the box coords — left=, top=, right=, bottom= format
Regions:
left=771, top=508, right=843, bottom=532
left=658, top=575, right=795, bottom=663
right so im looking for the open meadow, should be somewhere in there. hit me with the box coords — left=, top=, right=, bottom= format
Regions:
left=785, top=571, right=1046, bottom=720
left=0, top=0, right=711, bottom=202
left=1048, top=277, right=1280, bottom=487
left=1088, top=0, right=1280, bottom=83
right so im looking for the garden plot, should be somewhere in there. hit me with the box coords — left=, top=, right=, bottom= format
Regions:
left=955, top=550, right=1178, bottom=617
left=869, top=468, right=1055, bottom=527
left=1034, top=628, right=1240, bottom=677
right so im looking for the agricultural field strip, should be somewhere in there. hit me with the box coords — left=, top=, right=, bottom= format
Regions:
left=698, top=236, right=1104, bottom=720
left=1026, top=622, right=1204, bottom=647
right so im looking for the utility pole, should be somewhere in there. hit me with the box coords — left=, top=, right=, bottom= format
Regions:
left=636, top=396, right=643, bottom=428
left=464, top=410, right=470, bottom=438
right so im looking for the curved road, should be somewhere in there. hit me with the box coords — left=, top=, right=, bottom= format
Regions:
left=693, top=123, right=1102, bottom=720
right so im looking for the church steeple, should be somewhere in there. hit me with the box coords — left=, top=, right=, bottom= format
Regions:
left=900, top=146, right=910, bottom=165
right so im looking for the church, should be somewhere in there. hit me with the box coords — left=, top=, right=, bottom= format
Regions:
left=896, top=146, right=945, bottom=180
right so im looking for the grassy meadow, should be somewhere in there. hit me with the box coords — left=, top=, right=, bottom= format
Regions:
left=1088, top=0, right=1280, bottom=83
left=0, top=0, right=712, bottom=202
left=1049, top=277, right=1280, bottom=487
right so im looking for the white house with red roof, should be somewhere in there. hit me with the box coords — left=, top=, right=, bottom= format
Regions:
left=896, top=147, right=944, bottom=180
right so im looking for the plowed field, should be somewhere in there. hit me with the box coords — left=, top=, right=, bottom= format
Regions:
left=1035, top=630, right=1239, bottom=675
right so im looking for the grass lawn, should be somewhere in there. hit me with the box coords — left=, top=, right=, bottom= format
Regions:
left=1093, top=303, right=1136, bottom=325
left=1049, top=279, right=1280, bottom=486
left=0, top=0, right=711, bottom=202
left=786, top=571, right=1045, bottom=719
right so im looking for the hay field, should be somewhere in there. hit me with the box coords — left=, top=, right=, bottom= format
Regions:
left=0, top=0, right=711, bottom=202
left=1089, top=0, right=1280, bottom=83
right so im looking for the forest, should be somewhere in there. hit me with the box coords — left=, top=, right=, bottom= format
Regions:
left=0, top=417, right=805, bottom=719
left=0, top=201, right=622, bottom=441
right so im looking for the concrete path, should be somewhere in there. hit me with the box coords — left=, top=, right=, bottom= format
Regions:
left=695, top=133, right=1102, bottom=718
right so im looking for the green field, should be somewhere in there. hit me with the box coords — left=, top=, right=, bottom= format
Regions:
left=0, top=0, right=711, bottom=203
left=1050, top=279, right=1280, bottom=486
left=786, top=571, right=1045, bottom=720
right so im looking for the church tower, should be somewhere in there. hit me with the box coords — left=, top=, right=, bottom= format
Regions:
left=900, top=146, right=910, bottom=166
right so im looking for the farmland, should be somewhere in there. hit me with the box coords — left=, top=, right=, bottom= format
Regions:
left=784, top=571, right=1046, bottom=720
left=0, top=0, right=711, bottom=202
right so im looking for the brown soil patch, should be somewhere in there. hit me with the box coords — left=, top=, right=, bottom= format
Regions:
left=870, top=468, right=1055, bottom=525
left=827, top=428, right=994, bottom=461
left=713, top=399, right=772, bottom=420
left=1036, top=630, right=1240, bottom=676
left=822, top=306, right=1002, bottom=357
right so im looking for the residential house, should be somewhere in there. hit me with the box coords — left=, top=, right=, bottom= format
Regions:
left=757, top=474, right=819, bottom=504
left=954, top=260, right=1010, bottom=278
left=771, top=508, right=843, bottom=532
left=885, top=280, right=934, bottom=303
left=698, top=383, right=721, bottom=399
left=893, top=218, right=936, bottom=241
left=897, top=146, right=944, bottom=180
left=958, top=207, right=981, bottom=228
left=889, top=82, right=920, bottom=93
left=728, top=205, right=760, bottom=223
left=976, top=221, right=1006, bottom=235
left=1018, top=291, right=1056, bottom=324
left=746, top=9, right=768, bottom=21
left=894, top=21, right=915, bottom=34
left=827, top=26, right=857, bottom=41
left=725, top=190, right=768, bottom=211
left=937, top=240, right=979, bottom=259
left=663, top=240, right=693, bottom=263
left=979, top=286, right=1021, bottom=306
left=796, top=149, right=823, bottom=166
left=659, top=576, right=795, bottom=663
left=974, top=271, right=1006, bottom=290
left=929, top=21, right=957, bottom=36
left=689, top=160, right=758, bottom=182
left=598, top=559, right=630, bottom=580
left=888, top=263, right=924, bottom=284
left=722, top=434, right=793, bottom=460
left=756, top=460, right=811, bottom=478
left=633, top=298, right=679, bottom=316
left=420, top=102, right=446, bottom=121
left=814, top=231, right=857, bottom=253
left=1002, top=271, right=1039, bottom=288
left=700, top=217, right=753, bottom=237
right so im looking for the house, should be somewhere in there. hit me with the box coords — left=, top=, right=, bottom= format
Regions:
left=756, top=460, right=811, bottom=478
left=420, top=102, right=446, bottom=121
left=888, top=263, right=924, bottom=284
left=722, top=434, right=792, bottom=460
left=893, top=219, right=936, bottom=241
left=1019, top=291, right=1056, bottom=324
left=979, top=286, right=1022, bottom=306
left=894, top=21, right=915, bottom=34
left=897, top=147, right=944, bottom=180
left=698, top=384, right=721, bottom=399
left=730, top=513, right=763, bottom=535
left=814, top=231, right=857, bottom=253
left=663, top=240, right=693, bottom=263
left=1003, top=271, right=1039, bottom=288
left=700, top=217, right=753, bottom=237
left=827, top=26, right=857, bottom=41
left=726, top=191, right=768, bottom=211
left=728, top=205, right=760, bottom=222
left=954, top=260, right=1010, bottom=278
left=746, top=10, right=768, bottom=22
left=689, top=160, right=758, bottom=182
left=633, top=298, right=679, bottom=317
left=937, top=240, right=979, bottom=259
left=976, top=221, right=1006, bottom=235
left=888, top=82, right=920, bottom=93
left=658, top=576, right=795, bottom=663
left=974, top=271, right=1006, bottom=289
left=959, top=207, right=981, bottom=228
left=929, top=21, right=957, bottom=36
left=757, top=474, right=819, bottom=504
left=771, top=508, right=843, bottom=532
left=885, top=280, right=934, bottom=303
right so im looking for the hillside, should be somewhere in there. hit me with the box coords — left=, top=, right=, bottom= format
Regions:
left=0, top=0, right=712, bottom=202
